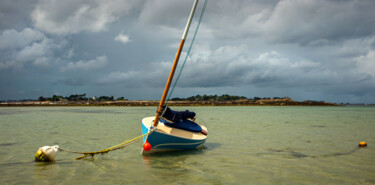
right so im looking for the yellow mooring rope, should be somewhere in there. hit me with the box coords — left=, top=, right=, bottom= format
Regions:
left=59, top=132, right=150, bottom=160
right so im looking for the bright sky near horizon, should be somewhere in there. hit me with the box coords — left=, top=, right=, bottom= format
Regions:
left=1, top=0, right=375, bottom=103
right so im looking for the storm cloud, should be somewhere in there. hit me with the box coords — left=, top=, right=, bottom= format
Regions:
left=1, top=0, right=375, bottom=103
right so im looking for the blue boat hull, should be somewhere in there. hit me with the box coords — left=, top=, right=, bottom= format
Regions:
left=141, top=117, right=207, bottom=154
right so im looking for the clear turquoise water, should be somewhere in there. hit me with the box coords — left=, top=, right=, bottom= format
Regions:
left=0, top=106, right=374, bottom=184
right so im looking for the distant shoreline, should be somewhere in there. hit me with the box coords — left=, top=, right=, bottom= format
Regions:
left=0, top=98, right=339, bottom=107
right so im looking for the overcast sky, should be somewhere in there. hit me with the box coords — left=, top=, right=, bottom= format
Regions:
left=1, top=0, right=375, bottom=103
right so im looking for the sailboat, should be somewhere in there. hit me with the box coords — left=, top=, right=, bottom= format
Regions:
left=141, top=0, right=208, bottom=154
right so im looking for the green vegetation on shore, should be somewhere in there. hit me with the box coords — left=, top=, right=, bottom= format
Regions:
left=0, top=94, right=337, bottom=106
left=37, top=94, right=128, bottom=102
left=172, top=94, right=287, bottom=101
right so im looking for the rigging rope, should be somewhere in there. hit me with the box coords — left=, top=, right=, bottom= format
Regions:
left=166, top=0, right=208, bottom=104
left=59, top=130, right=153, bottom=160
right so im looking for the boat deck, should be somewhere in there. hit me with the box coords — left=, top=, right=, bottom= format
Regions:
left=142, top=117, right=207, bottom=140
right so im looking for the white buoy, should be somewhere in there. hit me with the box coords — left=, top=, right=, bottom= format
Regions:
left=35, top=145, right=59, bottom=162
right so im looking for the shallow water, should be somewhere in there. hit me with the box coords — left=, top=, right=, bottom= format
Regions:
left=0, top=106, right=374, bottom=184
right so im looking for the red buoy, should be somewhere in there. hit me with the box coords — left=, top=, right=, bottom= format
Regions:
left=143, top=140, right=152, bottom=151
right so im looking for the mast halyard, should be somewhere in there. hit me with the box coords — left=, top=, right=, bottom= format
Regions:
left=152, top=0, right=199, bottom=127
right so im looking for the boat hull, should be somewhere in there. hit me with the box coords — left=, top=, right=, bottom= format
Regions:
left=141, top=117, right=207, bottom=154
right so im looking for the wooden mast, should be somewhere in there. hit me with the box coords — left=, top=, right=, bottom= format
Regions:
left=153, top=0, right=199, bottom=127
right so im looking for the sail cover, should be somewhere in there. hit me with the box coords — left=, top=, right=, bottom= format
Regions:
left=162, top=107, right=196, bottom=123
left=160, top=118, right=202, bottom=133
left=160, top=107, right=202, bottom=133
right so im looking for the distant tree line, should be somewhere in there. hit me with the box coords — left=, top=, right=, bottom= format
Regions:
left=169, top=94, right=288, bottom=101
left=38, top=94, right=128, bottom=102
left=37, top=93, right=287, bottom=102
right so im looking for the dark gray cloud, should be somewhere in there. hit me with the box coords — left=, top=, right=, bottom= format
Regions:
left=31, top=0, right=143, bottom=35
left=204, top=0, right=375, bottom=46
left=0, top=0, right=375, bottom=103
left=0, top=0, right=37, bottom=30
left=0, top=28, right=62, bottom=69
left=139, top=0, right=193, bottom=27
left=371, top=40, right=375, bottom=49
left=61, top=56, right=108, bottom=72
left=53, top=77, right=88, bottom=87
